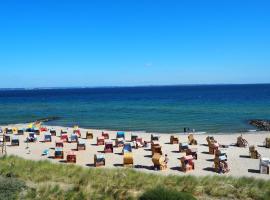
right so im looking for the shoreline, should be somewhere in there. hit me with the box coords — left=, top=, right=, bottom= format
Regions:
left=2, top=123, right=270, bottom=179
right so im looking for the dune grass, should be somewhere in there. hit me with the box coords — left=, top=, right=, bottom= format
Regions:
left=0, top=155, right=269, bottom=200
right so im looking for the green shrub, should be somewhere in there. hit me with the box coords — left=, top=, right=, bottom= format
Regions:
left=0, top=176, right=26, bottom=200
left=139, top=186, right=197, bottom=200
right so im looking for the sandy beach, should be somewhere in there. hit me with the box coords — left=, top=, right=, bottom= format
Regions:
left=2, top=123, right=270, bottom=179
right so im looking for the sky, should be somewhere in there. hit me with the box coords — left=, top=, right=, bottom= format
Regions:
left=0, top=0, right=269, bottom=88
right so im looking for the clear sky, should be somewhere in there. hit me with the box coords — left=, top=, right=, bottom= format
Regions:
left=0, top=0, right=269, bottom=88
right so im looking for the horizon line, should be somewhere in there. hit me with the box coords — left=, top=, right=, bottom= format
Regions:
left=0, top=83, right=270, bottom=90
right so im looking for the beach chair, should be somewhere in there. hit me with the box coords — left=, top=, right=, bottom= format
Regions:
left=61, top=130, right=68, bottom=135
left=61, top=133, right=68, bottom=142
left=249, top=145, right=261, bottom=159
left=11, top=136, right=19, bottom=146
left=135, top=137, right=144, bottom=148
left=27, top=132, right=37, bottom=143
left=5, top=128, right=13, bottom=134
left=206, top=136, right=219, bottom=154
left=12, top=127, right=18, bottom=134
left=123, top=153, right=133, bottom=167
left=54, top=147, right=64, bottom=159
left=180, top=155, right=195, bottom=172
left=151, top=134, right=159, bottom=142
left=44, top=133, right=52, bottom=142
left=188, top=134, right=197, bottom=145
left=186, top=148, right=198, bottom=160
left=116, top=138, right=124, bottom=147
left=104, top=141, right=114, bottom=153
left=4, top=135, right=10, bottom=142
left=116, top=131, right=125, bottom=140
left=56, top=141, right=64, bottom=148
left=236, top=135, right=248, bottom=147
left=170, top=135, right=179, bottom=144
left=122, top=143, right=132, bottom=154
left=179, top=142, right=189, bottom=152
left=34, top=128, right=40, bottom=135
left=86, top=131, right=93, bottom=139
left=42, top=149, right=49, bottom=156
left=131, top=134, right=138, bottom=142
left=214, top=155, right=229, bottom=173
left=152, top=153, right=167, bottom=170
left=40, top=127, right=47, bottom=132
left=152, top=145, right=162, bottom=156
left=66, top=151, right=76, bottom=163
left=102, top=132, right=109, bottom=139
left=69, top=134, right=78, bottom=143
left=151, top=141, right=160, bottom=151
left=77, top=139, right=86, bottom=150
left=50, top=129, right=56, bottom=136
left=17, top=129, right=24, bottom=135
left=265, top=138, right=270, bottom=148
left=97, top=136, right=105, bottom=145
left=94, top=154, right=105, bottom=167
left=259, top=158, right=270, bottom=174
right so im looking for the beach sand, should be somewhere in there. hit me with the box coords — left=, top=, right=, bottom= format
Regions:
left=2, top=124, right=270, bottom=179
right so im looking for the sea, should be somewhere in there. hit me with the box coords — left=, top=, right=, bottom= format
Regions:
left=0, top=84, right=270, bottom=133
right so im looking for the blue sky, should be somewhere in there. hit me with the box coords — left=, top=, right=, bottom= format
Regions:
left=0, top=0, right=269, bottom=88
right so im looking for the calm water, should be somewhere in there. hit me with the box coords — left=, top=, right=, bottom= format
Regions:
left=0, top=84, right=270, bottom=133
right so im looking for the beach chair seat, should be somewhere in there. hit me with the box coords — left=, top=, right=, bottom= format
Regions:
left=152, top=153, right=167, bottom=170
left=188, top=134, right=197, bottom=145
left=249, top=145, right=261, bottom=159
left=122, top=143, right=132, bottom=154
left=69, top=134, right=78, bottom=143
left=66, top=152, right=76, bottom=163
left=236, top=135, right=248, bottom=147
left=259, top=158, right=270, bottom=174
left=11, top=136, right=19, bottom=146
left=61, top=134, right=68, bottom=142
left=170, top=135, right=179, bottom=144
left=102, top=132, right=109, bottom=139
left=27, top=133, right=37, bottom=143
left=116, top=138, right=124, bottom=147
left=34, top=128, right=40, bottom=135
left=123, top=153, right=133, bottom=167
left=179, top=142, right=189, bottom=152
left=265, top=138, right=270, bottom=148
left=104, top=141, right=114, bottom=153
left=56, top=141, right=64, bottom=148
left=97, top=136, right=105, bottom=145
left=54, top=148, right=64, bottom=159
left=77, top=139, right=86, bottom=150
left=86, top=131, right=93, bottom=139
left=116, top=131, right=125, bottom=139
left=151, top=134, right=159, bottom=142
left=186, top=148, right=198, bottom=160
left=94, top=154, right=105, bottom=167
left=44, top=133, right=52, bottom=142
left=180, top=155, right=195, bottom=172
left=50, top=129, right=56, bottom=136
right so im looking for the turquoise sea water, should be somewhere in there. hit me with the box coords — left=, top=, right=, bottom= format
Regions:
left=0, top=84, right=270, bottom=133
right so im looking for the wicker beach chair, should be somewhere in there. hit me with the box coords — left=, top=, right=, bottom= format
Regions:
left=104, top=141, right=114, bottom=153
left=50, top=129, right=56, bottom=136
left=44, top=133, right=52, bottom=142
left=131, top=134, right=138, bottom=142
left=214, top=153, right=229, bottom=174
left=101, top=132, right=109, bottom=139
left=94, top=154, right=105, bottom=167
left=123, top=153, right=133, bottom=167
left=180, top=155, right=194, bottom=172
left=170, top=135, right=179, bottom=144
left=265, top=138, right=270, bottom=148
left=186, top=148, right=198, bottom=160
left=152, top=153, right=167, bottom=170
left=61, top=133, right=68, bottom=142
left=179, top=142, right=189, bottom=152
left=77, top=139, right=86, bottom=150
left=97, top=136, right=105, bottom=146
left=135, top=137, right=144, bottom=148
left=56, top=141, right=64, bottom=148
left=54, top=147, right=64, bottom=159
left=11, top=136, right=19, bottom=146
left=152, top=145, right=162, bottom=156
left=17, top=129, right=24, bottom=135
left=259, top=158, right=270, bottom=174
left=188, top=134, right=197, bottom=145
left=86, top=131, right=93, bottom=139
left=151, top=134, right=159, bottom=142
left=236, top=135, right=248, bottom=147
left=116, top=138, right=124, bottom=147
left=116, top=131, right=125, bottom=140
left=27, top=132, right=37, bottom=143
left=206, top=136, right=219, bottom=154
left=122, top=143, right=132, bottom=154
left=249, top=145, right=261, bottom=159
left=66, top=151, right=76, bottom=163
left=69, top=134, right=78, bottom=143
